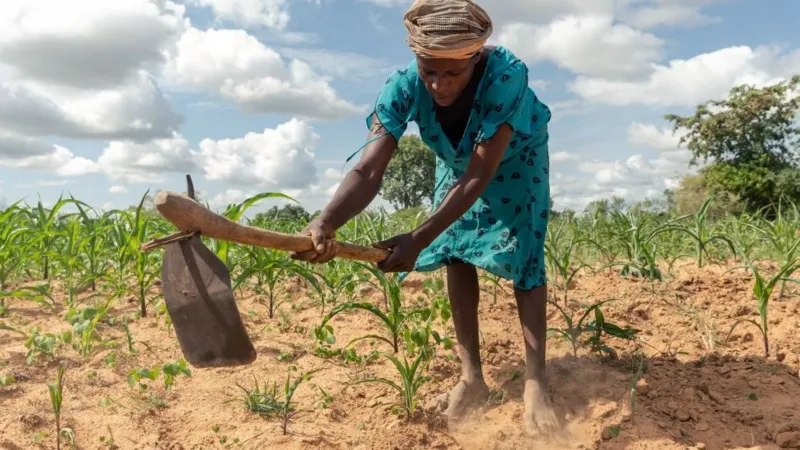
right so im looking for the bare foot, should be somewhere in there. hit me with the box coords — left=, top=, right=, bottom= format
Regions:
left=432, top=378, right=490, bottom=420
left=523, top=378, right=560, bottom=436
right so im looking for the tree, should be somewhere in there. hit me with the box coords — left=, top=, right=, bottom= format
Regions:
left=667, top=174, right=744, bottom=218
left=664, top=75, right=800, bottom=215
left=380, top=135, right=436, bottom=210
left=254, top=204, right=310, bottom=224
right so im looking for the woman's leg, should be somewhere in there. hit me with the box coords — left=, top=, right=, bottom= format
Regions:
left=435, top=260, right=490, bottom=417
left=514, top=283, right=559, bottom=434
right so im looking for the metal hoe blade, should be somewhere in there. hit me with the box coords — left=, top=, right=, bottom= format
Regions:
left=149, top=174, right=256, bottom=368
left=161, top=235, right=256, bottom=368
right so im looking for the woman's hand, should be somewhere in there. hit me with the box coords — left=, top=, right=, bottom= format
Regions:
left=372, top=233, right=426, bottom=273
left=290, top=218, right=336, bottom=264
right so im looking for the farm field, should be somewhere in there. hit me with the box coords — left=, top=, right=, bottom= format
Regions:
left=1, top=194, right=799, bottom=450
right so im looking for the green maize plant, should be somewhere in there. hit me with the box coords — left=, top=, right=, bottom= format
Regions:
left=309, top=259, right=362, bottom=315
left=579, top=206, right=620, bottom=266
left=55, top=216, right=94, bottom=307
left=104, top=209, right=138, bottom=302
left=48, top=362, right=75, bottom=450
left=124, top=192, right=161, bottom=317
left=73, top=201, right=113, bottom=292
left=743, top=200, right=799, bottom=298
left=64, top=300, right=113, bottom=358
left=545, top=222, right=593, bottom=306
left=547, top=298, right=639, bottom=357
left=234, top=245, right=319, bottom=319
left=0, top=202, right=29, bottom=316
left=721, top=212, right=762, bottom=263
left=338, top=209, right=394, bottom=247
left=210, top=192, right=296, bottom=271
left=595, top=208, right=681, bottom=281
left=725, top=256, right=799, bottom=357
left=315, top=263, right=421, bottom=354
left=352, top=348, right=432, bottom=418
left=478, top=271, right=508, bottom=305
left=24, top=196, right=84, bottom=280
left=0, top=284, right=55, bottom=317
left=668, top=196, right=738, bottom=267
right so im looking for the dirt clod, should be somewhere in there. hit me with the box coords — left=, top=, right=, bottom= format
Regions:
left=776, top=431, right=800, bottom=448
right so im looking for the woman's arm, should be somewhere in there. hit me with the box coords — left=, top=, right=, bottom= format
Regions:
left=318, top=113, right=397, bottom=230
left=374, top=123, right=512, bottom=272
left=291, top=113, right=398, bottom=263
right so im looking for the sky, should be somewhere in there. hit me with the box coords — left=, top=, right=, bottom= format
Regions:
left=1, top=0, right=799, bottom=215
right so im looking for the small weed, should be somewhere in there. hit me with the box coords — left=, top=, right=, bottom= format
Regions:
left=233, top=366, right=321, bottom=435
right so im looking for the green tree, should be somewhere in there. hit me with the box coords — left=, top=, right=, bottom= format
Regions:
left=254, top=204, right=310, bottom=224
left=380, top=135, right=436, bottom=210
left=664, top=75, right=800, bottom=216
left=668, top=174, right=744, bottom=218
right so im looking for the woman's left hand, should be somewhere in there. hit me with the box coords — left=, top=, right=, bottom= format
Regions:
left=372, top=233, right=425, bottom=273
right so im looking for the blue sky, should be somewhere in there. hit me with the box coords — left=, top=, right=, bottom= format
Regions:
left=1, top=0, right=798, bottom=214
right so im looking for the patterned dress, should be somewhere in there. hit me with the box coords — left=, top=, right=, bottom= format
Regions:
left=369, top=46, right=552, bottom=290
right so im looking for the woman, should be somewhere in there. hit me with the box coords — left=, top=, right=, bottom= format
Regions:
left=291, top=0, right=558, bottom=435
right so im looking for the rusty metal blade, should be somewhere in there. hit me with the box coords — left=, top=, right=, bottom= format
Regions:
left=161, top=235, right=256, bottom=368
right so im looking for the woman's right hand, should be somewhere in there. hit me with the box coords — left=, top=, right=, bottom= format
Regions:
left=290, top=218, right=336, bottom=264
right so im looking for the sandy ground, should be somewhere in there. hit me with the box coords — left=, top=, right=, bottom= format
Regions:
left=1, top=260, right=799, bottom=450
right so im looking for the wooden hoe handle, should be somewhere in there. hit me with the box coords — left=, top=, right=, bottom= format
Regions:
left=153, top=191, right=390, bottom=264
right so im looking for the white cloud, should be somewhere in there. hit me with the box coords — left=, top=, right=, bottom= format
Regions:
left=208, top=188, right=258, bottom=209
left=619, top=0, right=730, bottom=29
left=551, top=151, right=579, bottom=163
left=497, top=15, right=663, bottom=79
left=361, top=0, right=725, bottom=29
left=627, top=122, right=687, bottom=151
left=529, top=79, right=549, bottom=91
left=358, top=0, right=408, bottom=7
left=0, top=0, right=186, bottom=89
left=109, top=185, right=129, bottom=194
left=162, top=27, right=367, bottom=120
left=97, top=134, right=197, bottom=183
left=569, top=45, right=793, bottom=107
left=0, top=73, right=183, bottom=142
left=17, top=179, right=73, bottom=188
left=278, top=48, right=397, bottom=81
left=186, top=0, right=289, bottom=29
left=196, top=118, right=319, bottom=189
left=206, top=165, right=348, bottom=212
left=549, top=121, right=698, bottom=211
left=0, top=131, right=98, bottom=176
left=0, top=0, right=184, bottom=141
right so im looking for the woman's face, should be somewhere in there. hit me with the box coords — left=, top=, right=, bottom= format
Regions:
left=417, top=52, right=480, bottom=107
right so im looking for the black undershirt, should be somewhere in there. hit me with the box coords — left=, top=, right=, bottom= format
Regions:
left=433, top=48, right=490, bottom=149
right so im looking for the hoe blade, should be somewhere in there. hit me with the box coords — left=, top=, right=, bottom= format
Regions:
left=161, top=235, right=256, bottom=368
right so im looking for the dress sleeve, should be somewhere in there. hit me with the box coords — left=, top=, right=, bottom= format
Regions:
left=474, top=59, right=547, bottom=143
left=366, top=67, right=418, bottom=143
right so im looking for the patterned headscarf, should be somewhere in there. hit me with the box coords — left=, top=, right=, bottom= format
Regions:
left=403, top=0, right=493, bottom=59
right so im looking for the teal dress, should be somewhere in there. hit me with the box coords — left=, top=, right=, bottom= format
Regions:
left=368, top=46, right=551, bottom=290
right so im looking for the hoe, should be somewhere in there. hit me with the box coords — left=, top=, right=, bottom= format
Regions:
left=142, top=175, right=389, bottom=368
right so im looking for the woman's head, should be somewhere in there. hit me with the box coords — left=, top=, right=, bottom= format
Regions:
left=403, top=0, right=493, bottom=106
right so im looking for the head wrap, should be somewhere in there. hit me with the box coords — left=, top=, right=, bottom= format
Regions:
left=403, top=0, right=493, bottom=60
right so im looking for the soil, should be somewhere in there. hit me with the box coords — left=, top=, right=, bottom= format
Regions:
left=1, top=260, right=799, bottom=450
